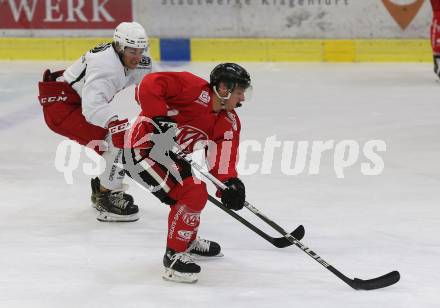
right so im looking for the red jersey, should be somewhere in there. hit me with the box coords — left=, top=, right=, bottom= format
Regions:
left=132, top=71, right=241, bottom=182
left=432, top=0, right=440, bottom=12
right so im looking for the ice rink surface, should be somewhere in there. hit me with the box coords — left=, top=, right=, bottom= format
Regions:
left=0, top=61, right=439, bottom=308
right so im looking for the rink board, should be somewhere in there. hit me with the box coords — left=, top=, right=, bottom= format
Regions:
left=0, top=38, right=431, bottom=62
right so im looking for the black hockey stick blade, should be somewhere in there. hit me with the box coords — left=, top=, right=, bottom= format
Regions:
left=272, top=225, right=305, bottom=248
left=350, top=271, right=400, bottom=290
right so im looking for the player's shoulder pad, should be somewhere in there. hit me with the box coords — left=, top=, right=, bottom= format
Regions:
left=86, top=44, right=121, bottom=75
left=88, top=42, right=112, bottom=54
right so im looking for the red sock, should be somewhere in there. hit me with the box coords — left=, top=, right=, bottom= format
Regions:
left=167, top=204, right=200, bottom=252
left=431, top=12, right=440, bottom=54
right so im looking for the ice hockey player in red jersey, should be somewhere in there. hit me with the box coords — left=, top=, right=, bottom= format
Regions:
left=37, top=22, right=153, bottom=222
left=110, top=63, right=251, bottom=283
left=431, top=0, right=440, bottom=78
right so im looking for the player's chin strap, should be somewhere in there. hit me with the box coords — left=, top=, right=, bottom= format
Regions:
left=213, top=85, right=243, bottom=109
left=213, top=86, right=229, bottom=110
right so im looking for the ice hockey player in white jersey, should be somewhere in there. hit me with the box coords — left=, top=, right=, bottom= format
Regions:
left=37, top=22, right=153, bottom=222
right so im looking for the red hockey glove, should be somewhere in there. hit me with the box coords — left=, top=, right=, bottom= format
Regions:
left=108, top=118, right=130, bottom=148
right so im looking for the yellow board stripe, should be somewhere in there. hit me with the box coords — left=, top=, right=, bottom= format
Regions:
left=191, top=38, right=325, bottom=62
left=355, top=40, right=431, bottom=62
left=0, top=37, right=431, bottom=62
left=323, top=40, right=356, bottom=62
left=0, top=37, right=160, bottom=61
left=191, top=38, right=432, bottom=62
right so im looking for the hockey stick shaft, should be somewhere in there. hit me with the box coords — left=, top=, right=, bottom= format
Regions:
left=174, top=149, right=303, bottom=247
left=207, top=194, right=304, bottom=248
left=176, top=149, right=305, bottom=243
left=175, top=149, right=400, bottom=290
left=177, top=150, right=288, bottom=228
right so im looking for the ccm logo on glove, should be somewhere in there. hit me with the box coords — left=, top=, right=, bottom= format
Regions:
left=39, top=95, right=68, bottom=105
left=108, top=118, right=130, bottom=148
left=109, top=120, right=130, bottom=134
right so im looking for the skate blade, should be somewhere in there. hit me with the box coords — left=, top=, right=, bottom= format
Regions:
left=96, top=211, right=139, bottom=222
left=190, top=252, right=224, bottom=260
left=162, top=268, right=198, bottom=283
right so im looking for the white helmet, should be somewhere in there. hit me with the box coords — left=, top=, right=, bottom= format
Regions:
left=113, top=21, right=148, bottom=52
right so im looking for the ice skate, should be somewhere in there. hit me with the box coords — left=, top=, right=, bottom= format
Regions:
left=162, top=248, right=201, bottom=283
left=187, top=237, right=223, bottom=259
left=91, top=177, right=139, bottom=222
left=91, top=177, right=134, bottom=207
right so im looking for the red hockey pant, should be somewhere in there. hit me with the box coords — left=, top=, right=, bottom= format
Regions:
left=38, top=72, right=107, bottom=153
left=42, top=103, right=107, bottom=152
left=125, top=149, right=208, bottom=252
left=431, top=0, right=440, bottom=54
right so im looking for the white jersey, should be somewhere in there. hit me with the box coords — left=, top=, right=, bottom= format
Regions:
left=63, top=43, right=153, bottom=128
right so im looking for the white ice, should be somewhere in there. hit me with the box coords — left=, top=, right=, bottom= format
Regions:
left=0, top=61, right=439, bottom=308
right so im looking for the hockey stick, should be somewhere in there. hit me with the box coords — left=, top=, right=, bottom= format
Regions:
left=206, top=194, right=304, bottom=248
left=175, top=149, right=400, bottom=290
